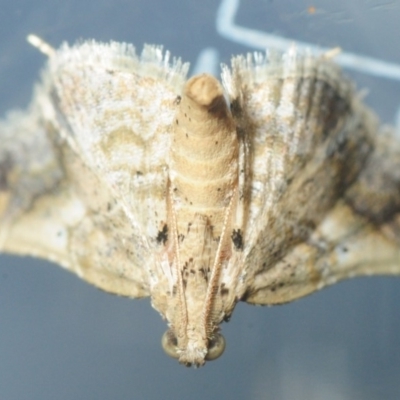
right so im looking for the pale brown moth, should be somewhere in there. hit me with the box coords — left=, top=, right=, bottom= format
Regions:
left=1, top=36, right=400, bottom=367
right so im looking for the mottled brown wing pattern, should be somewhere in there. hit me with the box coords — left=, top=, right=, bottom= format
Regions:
left=58, top=143, right=152, bottom=297
left=221, top=50, right=400, bottom=304
left=0, top=86, right=151, bottom=297
left=41, top=42, right=190, bottom=296
left=47, top=42, right=188, bottom=241
left=0, top=41, right=188, bottom=297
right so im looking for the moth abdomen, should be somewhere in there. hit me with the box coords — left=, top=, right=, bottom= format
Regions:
left=170, top=74, right=239, bottom=211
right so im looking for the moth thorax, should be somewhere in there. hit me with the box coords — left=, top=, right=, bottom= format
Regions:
left=170, top=74, right=239, bottom=210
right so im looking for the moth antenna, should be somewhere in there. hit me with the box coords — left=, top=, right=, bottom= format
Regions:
left=27, top=34, right=55, bottom=57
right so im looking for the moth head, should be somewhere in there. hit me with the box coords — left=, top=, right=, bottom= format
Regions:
left=161, top=329, right=226, bottom=367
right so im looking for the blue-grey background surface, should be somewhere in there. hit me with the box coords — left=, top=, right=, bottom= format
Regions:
left=1, top=1, right=400, bottom=399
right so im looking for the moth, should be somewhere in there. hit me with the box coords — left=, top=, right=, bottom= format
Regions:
left=1, top=36, right=400, bottom=367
